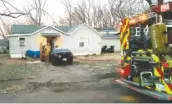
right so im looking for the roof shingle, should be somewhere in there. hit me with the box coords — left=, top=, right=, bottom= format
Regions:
left=12, top=25, right=45, bottom=34
left=11, top=25, right=81, bottom=34
left=55, top=25, right=80, bottom=33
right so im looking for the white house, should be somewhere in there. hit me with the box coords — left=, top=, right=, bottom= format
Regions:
left=7, top=23, right=102, bottom=58
left=97, top=28, right=120, bottom=52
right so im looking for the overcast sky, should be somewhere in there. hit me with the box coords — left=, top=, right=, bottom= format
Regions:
left=6, top=0, right=108, bottom=25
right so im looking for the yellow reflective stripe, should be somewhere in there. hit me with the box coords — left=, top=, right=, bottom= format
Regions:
left=127, top=57, right=131, bottom=60
left=120, top=26, right=124, bottom=40
left=120, top=27, right=124, bottom=40
left=138, top=50, right=143, bottom=52
left=122, top=19, right=129, bottom=34
left=121, top=28, right=130, bottom=49
left=147, top=49, right=153, bottom=53
left=152, top=54, right=160, bottom=62
left=125, top=28, right=130, bottom=49
left=120, top=29, right=124, bottom=50
left=162, top=80, right=172, bottom=94
left=154, top=68, right=172, bottom=94
left=153, top=57, right=172, bottom=94
left=120, top=19, right=130, bottom=50
left=161, top=66, right=172, bottom=94
left=121, top=56, right=124, bottom=60
left=154, top=68, right=161, bottom=77
left=145, top=86, right=150, bottom=89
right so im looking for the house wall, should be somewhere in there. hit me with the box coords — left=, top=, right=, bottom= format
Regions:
left=54, top=36, right=63, bottom=48
left=102, top=38, right=120, bottom=52
left=31, top=33, right=46, bottom=50
left=8, top=27, right=64, bottom=58
left=8, top=36, right=30, bottom=58
left=62, top=25, right=102, bottom=55
left=29, top=27, right=64, bottom=51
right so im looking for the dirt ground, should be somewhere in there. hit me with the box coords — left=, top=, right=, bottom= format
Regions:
left=0, top=53, right=168, bottom=103
left=0, top=53, right=121, bottom=94
left=74, top=53, right=121, bottom=62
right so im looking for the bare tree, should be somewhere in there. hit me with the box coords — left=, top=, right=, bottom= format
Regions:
left=108, top=0, right=149, bottom=28
left=61, top=0, right=73, bottom=26
left=83, top=0, right=92, bottom=26
left=0, top=0, right=31, bottom=18
left=91, top=1, right=102, bottom=28
left=74, top=0, right=95, bottom=26
left=74, top=2, right=87, bottom=24
left=60, top=0, right=149, bottom=28
left=91, top=2, right=115, bottom=28
left=61, top=0, right=94, bottom=26
left=24, top=0, right=48, bottom=25
left=101, top=5, right=113, bottom=28
left=59, top=18, right=69, bottom=26
left=0, top=17, right=11, bottom=40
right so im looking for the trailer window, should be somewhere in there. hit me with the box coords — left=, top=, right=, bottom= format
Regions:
left=79, top=37, right=89, bottom=48
left=19, top=37, right=26, bottom=46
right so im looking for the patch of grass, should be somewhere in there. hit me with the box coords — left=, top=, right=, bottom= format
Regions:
left=98, top=73, right=118, bottom=79
left=0, top=64, right=38, bottom=81
left=74, top=61, right=85, bottom=65
left=84, top=55, right=89, bottom=57
left=0, top=54, right=9, bottom=57
left=3, top=85, right=24, bottom=93
left=52, top=88, right=65, bottom=93
left=0, top=63, right=39, bottom=92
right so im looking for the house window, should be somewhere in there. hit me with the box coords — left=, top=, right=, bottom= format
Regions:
left=19, top=37, right=26, bottom=46
left=79, top=37, right=89, bottom=48
left=79, top=42, right=84, bottom=47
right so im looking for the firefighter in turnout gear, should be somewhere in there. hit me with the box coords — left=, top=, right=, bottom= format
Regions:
left=40, top=42, right=43, bottom=61
left=45, top=43, right=51, bottom=62
left=40, top=45, right=46, bottom=62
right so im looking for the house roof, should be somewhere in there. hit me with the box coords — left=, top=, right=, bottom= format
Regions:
left=55, top=26, right=80, bottom=33
left=96, top=28, right=119, bottom=36
left=96, top=28, right=120, bottom=39
left=12, top=25, right=45, bottom=34
left=11, top=25, right=81, bottom=35
left=8, top=23, right=102, bottom=37
left=102, top=32, right=120, bottom=39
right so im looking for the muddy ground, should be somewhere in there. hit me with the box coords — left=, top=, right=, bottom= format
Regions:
left=0, top=53, right=120, bottom=94
left=0, top=53, right=168, bottom=103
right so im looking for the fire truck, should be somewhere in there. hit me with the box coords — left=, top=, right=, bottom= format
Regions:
left=116, top=0, right=172, bottom=101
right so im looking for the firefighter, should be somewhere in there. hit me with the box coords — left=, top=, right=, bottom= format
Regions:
left=45, top=43, right=51, bottom=62
left=40, top=42, right=43, bottom=61
left=55, top=45, right=58, bottom=48
left=41, top=45, right=46, bottom=62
